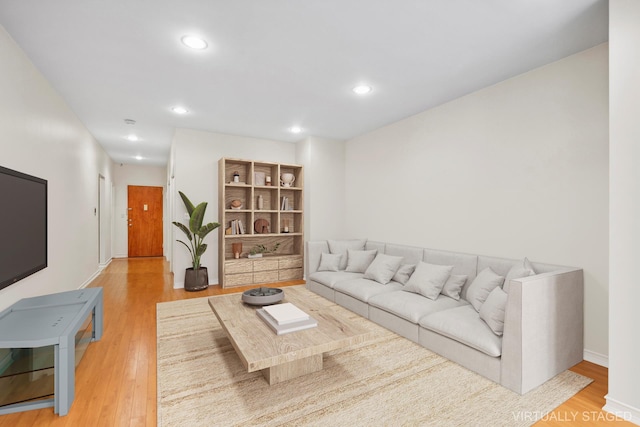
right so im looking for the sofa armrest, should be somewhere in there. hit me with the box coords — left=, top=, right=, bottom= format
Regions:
left=306, top=240, right=329, bottom=276
left=500, top=268, right=584, bottom=394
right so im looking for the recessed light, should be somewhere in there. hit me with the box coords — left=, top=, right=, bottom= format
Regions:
left=126, top=134, right=139, bottom=142
left=289, top=126, right=302, bottom=134
left=172, top=106, right=189, bottom=114
left=181, top=36, right=208, bottom=50
left=352, top=85, right=372, bottom=95
left=134, top=155, right=143, bottom=161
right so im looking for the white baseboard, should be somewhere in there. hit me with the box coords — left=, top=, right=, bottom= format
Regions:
left=98, top=258, right=112, bottom=271
left=584, top=349, right=609, bottom=367
left=173, top=280, right=184, bottom=289
left=604, top=395, right=640, bottom=425
left=78, top=268, right=102, bottom=290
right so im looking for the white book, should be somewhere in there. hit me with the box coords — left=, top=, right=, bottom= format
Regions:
left=263, top=302, right=309, bottom=325
left=257, top=309, right=317, bottom=335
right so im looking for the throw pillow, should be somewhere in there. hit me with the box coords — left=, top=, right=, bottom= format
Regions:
left=364, top=254, right=404, bottom=284
left=440, top=274, right=467, bottom=300
left=479, top=287, right=508, bottom=336
left=503, top=258, right=536, bottom=293
left=466, top=267, right=505, bottom=312
left=317, top=252, right=342, bottom=272
left=404, top=262, right=453, bottom=300
left=392, top=264, right=416, bottom=285
left=328, top=239, right=367, bottom=270
left=345, top=249, right=378, bottom=273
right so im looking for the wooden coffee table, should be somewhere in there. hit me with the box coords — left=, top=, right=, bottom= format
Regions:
left=208, top=285, right=374, bottom=385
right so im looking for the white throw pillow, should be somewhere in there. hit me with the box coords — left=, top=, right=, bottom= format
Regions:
left=364, top=254, right=404, bottom=284
left=479, top=287, right=508, bottom=336
left=328, top=239, right=367, bottom=270
left=403, top=262, right=453, bottom=300
left=317, top=252, right=342, bottom=272
left=440, top=275, right=467, bottom=300
left=345, top=249, right=378, bottom=273
left=392, top=264, right=416, bottom=285
left=466, top=267, right=505, bottom=312
left=503, top=258, right=536, bottom=293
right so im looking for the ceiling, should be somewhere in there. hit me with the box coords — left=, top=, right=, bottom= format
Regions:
left=0, top=1, right=608, bottom=167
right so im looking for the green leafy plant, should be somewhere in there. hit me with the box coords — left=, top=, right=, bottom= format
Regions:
left=172, top=191, right=220, bottom=271
left=249, top=242, right=281, bottom=256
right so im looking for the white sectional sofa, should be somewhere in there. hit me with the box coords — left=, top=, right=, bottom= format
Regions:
left=305, top=239, right=584, bottom=395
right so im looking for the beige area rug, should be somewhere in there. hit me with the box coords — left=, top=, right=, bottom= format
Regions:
left=157, top=295, right=592, bottom=427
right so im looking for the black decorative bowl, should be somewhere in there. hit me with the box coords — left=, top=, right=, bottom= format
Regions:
left=241, top=287, right=284, bottom=306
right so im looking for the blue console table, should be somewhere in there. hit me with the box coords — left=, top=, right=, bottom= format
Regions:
left=0, top=287, right=103, bottom=416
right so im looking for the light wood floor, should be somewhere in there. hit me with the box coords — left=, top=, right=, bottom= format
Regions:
left=0, top=258, right=631, bottom=426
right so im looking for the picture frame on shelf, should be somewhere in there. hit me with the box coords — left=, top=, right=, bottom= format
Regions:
left=254, top=172, right=266, bottom=186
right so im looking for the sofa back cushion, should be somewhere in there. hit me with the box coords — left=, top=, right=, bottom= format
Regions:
left=328, top=239, right=367, bottom=270
left=365, top=241, right=386, bottom=254
left=385, top=243, right=423, bottom=265
left=424, top=249, right=478, bottom=300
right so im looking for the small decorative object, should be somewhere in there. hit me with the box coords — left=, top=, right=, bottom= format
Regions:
left=265, top=176, right=272, bottom=186
left=232, top=242, right=242, bottom=259
left=172, top=191, right=220, bottom=291
left=248, top=243, right=280, bottom=258
left=241, top=287, right=284, bottom=305
left=230, top=199, right=242, bottom=210
left=280, top=172, right=295, bottom=187
left=257, top=194, right=264, bottom=210
left=282, top=219, right=290, bottom=233
left=232, top=171, right=240, bottom=183
left=254, top=172, right=266, bottom=186
left=254, top=218, right=270, bottom=234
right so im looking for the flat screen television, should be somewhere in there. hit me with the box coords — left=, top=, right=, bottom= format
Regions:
left=0, top=165, right=47, bottom=291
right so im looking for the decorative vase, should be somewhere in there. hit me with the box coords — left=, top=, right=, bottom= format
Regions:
left=232, top=242, right=242, bottom=259
left=184, top=267, right=209, bottom=291
left=280, top=173, right=295, bottom=187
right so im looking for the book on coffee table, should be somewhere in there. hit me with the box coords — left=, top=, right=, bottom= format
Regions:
left=257, top=308, right=317, bottom=335
left=262, top=302, right=309, bottom=325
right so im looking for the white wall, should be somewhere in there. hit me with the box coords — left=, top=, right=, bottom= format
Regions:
left=170, top=128, right=297, bottom=287
left=606, top=0, right=640, bottom=423
left=296, top=137, right=347, bottom=241
left=112, top=164, right=167, bottom=258
left=345, top=45, right=609, bottom=360
left=0, top=26, right=114, bottom=311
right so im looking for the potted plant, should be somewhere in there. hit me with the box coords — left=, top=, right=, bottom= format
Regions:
left=172, top=191, right=220, bottom=291
left=248, top=242, right=281, bottom=259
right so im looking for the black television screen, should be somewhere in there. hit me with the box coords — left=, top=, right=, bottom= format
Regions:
left=0, top=165, right=47, bottom=291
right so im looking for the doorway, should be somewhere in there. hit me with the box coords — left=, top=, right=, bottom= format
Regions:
left=98, top=175, right=108, bottom=265
left=128, top=185, right=163, bottom=257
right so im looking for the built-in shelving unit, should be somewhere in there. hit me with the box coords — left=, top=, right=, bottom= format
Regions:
left=218, top=158, right=304, bottom=288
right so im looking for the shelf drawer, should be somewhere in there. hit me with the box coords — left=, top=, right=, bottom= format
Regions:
left=225, top=260, right=252, bottom=274
left=279, top=268, right=303, bottom=281
left=253, top=271, right=279, bottom=284
left=279, top=256, right=303, bottom=269
left=225, top=273, right=253, bottom=287
left=253, top=259, right=279, bottom=272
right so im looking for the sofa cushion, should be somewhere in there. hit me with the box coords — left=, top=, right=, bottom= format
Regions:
left=440, top=275, right=467, bottom=300
left=384, top=244, right=424, bottom=265
left=328, top=239, right=367, bottom=270
left=466, top=267, right=504, bottom=312
left=369, top=290, right=466, bottom=324
left=363, top=253, right=403, bottom=284
left=392, top=264, right=415, bottom=285
left=404, top=262, right=453, bottom=300
left=308, top=271, right=363, bottom=289
left=345, top=249, right=377, bottom=273
left=317, top=252, right=342, bottom=272
left=479, top=287, right=508, bottom=336
left=420, top=305, right=503, bottom=357
left=334, top=278, right=403, bottom=303
left=503, top=258, right=535, bottom=293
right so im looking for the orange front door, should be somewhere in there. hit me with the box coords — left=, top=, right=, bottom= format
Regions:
left=128, top=186, right=163, bottom=257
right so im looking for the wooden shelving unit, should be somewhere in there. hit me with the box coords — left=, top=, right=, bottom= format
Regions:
left=218, top=158, right=304, bottom=288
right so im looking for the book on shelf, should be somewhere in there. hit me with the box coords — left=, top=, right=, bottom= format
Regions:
left=256, top=308, right=317, bottom=335
left=230, top=219, right=245, bottom=235
left=281, top=196, right=289, bottom=211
